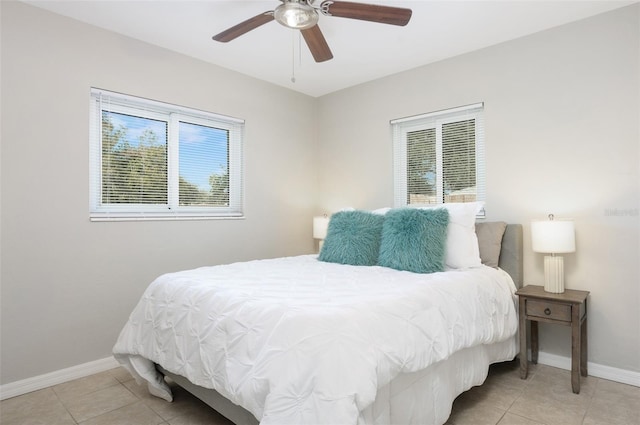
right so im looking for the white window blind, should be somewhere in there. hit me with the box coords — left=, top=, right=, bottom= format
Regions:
left=89, top=88, right=244, bottom=220
left=391, top=103, right=485, bottom=210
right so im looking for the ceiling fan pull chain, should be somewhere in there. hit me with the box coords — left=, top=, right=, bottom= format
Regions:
left=298, top=31, right=303, bottom=67
left=291, top=30, right=296, bottom=83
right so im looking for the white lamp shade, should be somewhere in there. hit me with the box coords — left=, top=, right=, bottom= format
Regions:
left=313, top=216, right=330, bottom=239
left=531, top=219, right=576, bottom=253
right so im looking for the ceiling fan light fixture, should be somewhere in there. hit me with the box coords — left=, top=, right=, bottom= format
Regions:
left=274, top=1, right=319, bottom=29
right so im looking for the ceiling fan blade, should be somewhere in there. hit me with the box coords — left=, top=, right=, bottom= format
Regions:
left=321, top=1, right=412, bottom=26
left=212, top=12, right=274, bottom=42
left=301, top=25, right=333, bottom=63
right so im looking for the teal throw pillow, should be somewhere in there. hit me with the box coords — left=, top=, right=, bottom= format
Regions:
left=318, top=210, right=385, bottom=266
left=378, top=208, right=449, bottom=273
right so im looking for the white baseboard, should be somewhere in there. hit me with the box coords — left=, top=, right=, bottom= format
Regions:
left=537, top=351, right=640, bottom=387
left=1, top=352, right=638, bottom=401
left=0, top=356, right=119, bottom=401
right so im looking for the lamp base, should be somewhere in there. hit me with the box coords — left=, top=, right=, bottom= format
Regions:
left=544, top=255, right=565, bottom=293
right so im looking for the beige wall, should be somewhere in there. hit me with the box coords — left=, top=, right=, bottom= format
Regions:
left=0, top=1, right=319, bottom=384
left=316, top=5, right=639, bottom=372
left=1, top=1, right=638, bottom=387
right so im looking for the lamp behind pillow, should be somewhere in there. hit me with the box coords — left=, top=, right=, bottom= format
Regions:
left=378, top=208, right=449, bottom=274
left=318, top=210, right=385, bottom=266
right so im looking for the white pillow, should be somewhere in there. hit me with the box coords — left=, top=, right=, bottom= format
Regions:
left=425, top=202, right=483, bottom=269
left=374, top=202, right=484, bottom=269
left=372, top=207, right=391, bottom=215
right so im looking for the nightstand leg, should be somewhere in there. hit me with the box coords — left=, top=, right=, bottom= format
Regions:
left=530, top=321, right=538, bottom=364
left=581, top=316, right=588, bottom=377
left=519, top=297, right=528, bottom=379
left=571, top=306, right=581, bottom=394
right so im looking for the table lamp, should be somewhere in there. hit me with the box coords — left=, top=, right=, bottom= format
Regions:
left=313, top=215, right=329, bottom=251
left=531, top=214, right=576, bottom=293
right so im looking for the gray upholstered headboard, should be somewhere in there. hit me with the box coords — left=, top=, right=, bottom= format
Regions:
left=498, top=224, right=523, bottom=288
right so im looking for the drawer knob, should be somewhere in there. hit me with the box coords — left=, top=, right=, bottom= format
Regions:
left=544, top=308, right=551, bottom=315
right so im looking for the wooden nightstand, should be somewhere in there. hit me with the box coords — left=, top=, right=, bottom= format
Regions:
left=515, top=285, right=589, bottom=394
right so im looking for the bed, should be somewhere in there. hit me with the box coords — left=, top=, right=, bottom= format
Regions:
left=113, top=205, right=523, bottom=425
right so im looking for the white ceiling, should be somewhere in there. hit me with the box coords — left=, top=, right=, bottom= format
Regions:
left=23, top=0, right=635, bottom=97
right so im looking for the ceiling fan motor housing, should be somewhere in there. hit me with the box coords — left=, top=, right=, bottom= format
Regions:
left=274, top=0, right=319, bottom=29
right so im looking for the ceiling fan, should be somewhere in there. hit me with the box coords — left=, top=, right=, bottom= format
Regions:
left=212, top=0, right=412, bottom=63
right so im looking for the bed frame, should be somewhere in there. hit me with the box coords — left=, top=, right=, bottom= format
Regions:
left=157, top=223, right=523, bottom=425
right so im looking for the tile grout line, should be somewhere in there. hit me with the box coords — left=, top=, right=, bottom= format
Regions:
left=494, top=409, right=508, bottom=425
left=504, top=362, right=550, bottom=425
left=50, top=385, right=80, bottom=425
left=122, top=378, right=174, bottom=422
left=70, top=380, right=141, bottom=424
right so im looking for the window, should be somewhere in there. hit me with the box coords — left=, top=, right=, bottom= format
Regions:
left=391, top=103, right=485, bottom=212
left=89, top=89, right=244, bottom=220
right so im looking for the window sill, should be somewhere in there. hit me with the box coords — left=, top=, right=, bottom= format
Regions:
left=89, top=213, right=245, bottom=222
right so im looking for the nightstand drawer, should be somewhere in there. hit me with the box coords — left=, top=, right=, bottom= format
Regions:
left=526, top=300, right=571, bottom=321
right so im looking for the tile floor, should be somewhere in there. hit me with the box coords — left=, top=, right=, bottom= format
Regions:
left=1, top=360, right=638, bottom=425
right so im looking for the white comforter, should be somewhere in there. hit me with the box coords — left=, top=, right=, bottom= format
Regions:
left=113, top=255, right=518, bottom=425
